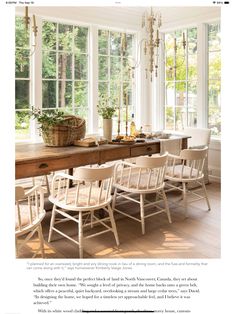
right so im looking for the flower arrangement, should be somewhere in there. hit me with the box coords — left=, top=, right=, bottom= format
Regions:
left=97, top=95, right=116, bottom=119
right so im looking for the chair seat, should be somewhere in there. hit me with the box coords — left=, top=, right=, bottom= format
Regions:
left=166, top=165, right=203, bottom=181
left=115, top=169, right=162, bottom=191
left=50, top=185, right=111, bottom=210
left=15, top=205, right=45, bottom=231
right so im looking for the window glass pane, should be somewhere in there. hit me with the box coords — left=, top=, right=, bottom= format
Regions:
left=58, top=24, right=73, bottom=51
left=42, top=81, right=56, bottom=108
left=165, top=81, right=175, bottom=131
left=188, top=54, right=197, bottom=79
left=175, top=58, right=186, bottom=81
left=188, top=28, right=197, bottom=54
left=209, top=23, right=221, bottom=52
left=15, top=80, right=30, bottom=109
left=122, top=58, right=131, bottom=81
left=165, top=33, right=174, bottom=81
left=175, top=107, right=184, bottom=130
left=74, top=81, right=88, bottom=107
left=124, top=34, right=133, bottom=57
left=164, top=27, right=197, bottom=130
left=58, top=53, right=72, bottom=79
left=15, top=49, right=30, bottom=78
left=75, top=54, right=88, bottom=80
left=209, top=51, right=221, bottom=80
left=98, top=29, right=109, bottom=55
left=98, top=56, right=108, bottom=81
left=208, top=80, right=221, bottom=136
left=98, top=82, right=109, bottom=99
left=98, top=29, right=134, bottom=135
left=59, top=81, right=72, bottom=108
left=42, top=21, right=57, bottom=50
left=42, top=51, right=56, bottom=79
left=15, top=16, right=29, bottom=48
left=110, top=56, right=121, bottom=81
left=15, top=111, right=30, bottom=140
left=74, top=27, right=88, bottom=53
left=208, top=23, right=221, bottom=137
left=165, top=82, right=175, bottom=108
left=110, top=32, right=121, bottom=56
left=188, top=82, right=197, bottom=127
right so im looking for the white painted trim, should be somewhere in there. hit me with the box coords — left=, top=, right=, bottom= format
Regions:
left=209, top=174, right=221, bottom=183
left=15, top=9, right=139, bottom=33
left=161, top=12, right=220, bottom=32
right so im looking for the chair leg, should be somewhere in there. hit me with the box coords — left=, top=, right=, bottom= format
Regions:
left=182, top=182, right=188, bottom=217
left=90, top=210, right=94, bottom=228
left=201, top=180, right=211, bottom=211
left=78, top=211, right=83, bottom=258
left=48, top=204, right=57, bottom=242
left=15, top=237, right=19, bottom=258
left=107, top=204, right=120, bottom=246
left=162, top=189, right=172, bottom=223
left=44, top=175, right=51, bottom=195
left=38, top=224, right=45, bottom=258
left=112, top=188, right=117, bottom=210
left=140, top=194, right=145, bottom=235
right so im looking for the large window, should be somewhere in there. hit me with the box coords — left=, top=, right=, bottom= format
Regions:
left=208, top=23, right=221, bottom=137
left=164, top=27, right=197, bottom=131
left=42, top=21, right=89, bottom=122
left=98, top=30, right=135, bottom=134
left=15, top=16, right=31, bottom=140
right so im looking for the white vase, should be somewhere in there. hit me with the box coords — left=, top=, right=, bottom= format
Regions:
left=103, top=118, right=112, bottom=141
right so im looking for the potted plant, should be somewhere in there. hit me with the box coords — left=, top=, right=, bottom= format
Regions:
left=31, top=108, right=86, bottom=146
left=97, top=95, right=116, bottom=141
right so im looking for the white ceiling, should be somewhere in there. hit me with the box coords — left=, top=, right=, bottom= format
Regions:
left=15, top=6, right=220, bottom=30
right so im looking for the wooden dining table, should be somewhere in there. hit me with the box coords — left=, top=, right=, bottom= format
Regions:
left=15, top=135, right=189, bottom=180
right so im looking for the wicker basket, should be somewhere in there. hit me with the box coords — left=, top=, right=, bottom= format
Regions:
left=42, top=115, right=86, bottom=147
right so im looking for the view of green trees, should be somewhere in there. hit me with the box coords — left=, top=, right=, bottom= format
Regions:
left=165, top=27, right=197, bottom=131
left=42, top=21, right=88, bottom=119
left=98, top=30, right=134, bottom=134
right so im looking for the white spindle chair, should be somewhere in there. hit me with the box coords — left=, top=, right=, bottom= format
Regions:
left=183, top=127, right=211, bottom=184
left=48, top=164, right=119, bottom=258
left=112, top=153, right=171, bottom=235
left=15, top=185, right=46, bottom=258
left=165, top=147, right=211, bottom=217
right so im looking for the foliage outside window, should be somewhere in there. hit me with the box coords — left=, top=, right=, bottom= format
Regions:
left=98, top=30, right=134, bottom=134
left=208, top=23, right=221, bottom=137
left=165, top=27, right=197, bottom=131
left=15, top=16, right=31, bottom=140
left=42, top=21, right=89, bottom=123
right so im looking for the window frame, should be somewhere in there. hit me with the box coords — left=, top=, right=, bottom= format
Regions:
left=98, top=28, right=136, bottom=135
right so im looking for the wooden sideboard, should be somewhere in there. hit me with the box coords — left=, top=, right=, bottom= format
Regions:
left=15, top=136, right=188, bottom=179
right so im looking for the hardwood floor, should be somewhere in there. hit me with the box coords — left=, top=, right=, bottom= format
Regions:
left=17, top=182, right=221, bottom=259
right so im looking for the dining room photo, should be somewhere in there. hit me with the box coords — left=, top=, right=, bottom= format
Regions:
left=15, top=5, right=221, bottom=259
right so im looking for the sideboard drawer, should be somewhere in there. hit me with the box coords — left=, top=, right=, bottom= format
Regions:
left=130, top=144, right=159, bottom=157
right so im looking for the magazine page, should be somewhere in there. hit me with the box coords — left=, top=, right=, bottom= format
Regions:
left=0, top=0, right=235, bottom=313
